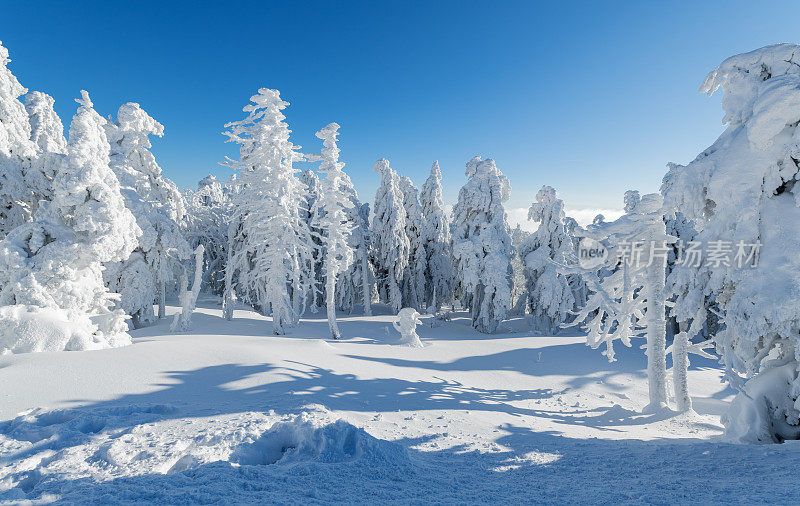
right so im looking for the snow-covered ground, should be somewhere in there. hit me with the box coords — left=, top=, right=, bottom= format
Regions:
left=1, top=297, right=798, bottom=504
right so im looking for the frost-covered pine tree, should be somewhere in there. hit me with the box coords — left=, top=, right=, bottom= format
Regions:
left=0, top=41, right=36, bottom=236
left=519, top=186, right=575, bottom=334
left=353, top=202, right=375, bottom=315
left=334, top=178, right=374, bottom=316
left=662, top=45, right=800, bottom=438
left=223, top=89, right=312, bottom=334
left=420, top=161, right=454, bottom=312
left=563, top=216, right=588, bottom=311
left=24, top=91, right=67, bottom=212
left=570, top=191, right=673, bottom=412
left=183, top=175, right=233, bottom=295
left=104, top=103, right=190, bottom=327
left=662, top=208, right=716, bottom=413
left=399, top=176, right=426, bottom=310
left=371, top=159, right=409, bottom=313
left=452, top=156, right=513, bottom=333
left=300, top=168, right=324, bottom=312
left=0, top=91, right=139, bottom=353
left=509, top=224, right=531, bottom=316
left=310, top=123, right=354, bottom=339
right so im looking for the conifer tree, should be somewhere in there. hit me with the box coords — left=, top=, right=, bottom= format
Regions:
left=663, top=45, right=800, bottom=435
left=420, top=161, right=453, bottom=312
left=399, top=176, right=426, bottom=310
left=452, top=156, right=514, bottom=333
left=371, top=159, right=409, bottom=313
left=519, top=185, right=575, bottom=334
left=24, top=91, right=66, bottom=212
left=0, top=91, right=139, bottom=352
left=311, top=123, right=354, bottom=339
left=183, top=175, right=233, bottom=295
left=222, top=89, right=311, bottom=334
left=104, top=102, right=190, bottom=326
left=0, top=41, right=36, bottom=236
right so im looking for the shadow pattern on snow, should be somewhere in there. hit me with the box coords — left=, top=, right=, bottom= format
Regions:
left=4, top=418, right=800, bottom=504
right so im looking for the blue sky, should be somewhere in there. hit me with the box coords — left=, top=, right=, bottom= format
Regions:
left=3, top=0, right=800, bottom=222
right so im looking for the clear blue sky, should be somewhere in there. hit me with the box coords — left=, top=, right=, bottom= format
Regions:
left=3, top=1, right=800, bottom=214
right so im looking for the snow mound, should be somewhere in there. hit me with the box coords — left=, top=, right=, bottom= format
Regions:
left=232, top=412, right=409, bottom=466
left=0, top=405, right=411, bottom=503
left=0, top=305, right=130, bottom=354
left=723, top=363, right=800, bottom=444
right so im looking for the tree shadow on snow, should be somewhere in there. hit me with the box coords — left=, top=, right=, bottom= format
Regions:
left=343, top=342, right=648, bottom=392
left=5, top=417, right=800, bottom=504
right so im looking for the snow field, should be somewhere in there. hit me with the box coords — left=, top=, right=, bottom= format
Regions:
left=1, top=299, right=797, bottom=503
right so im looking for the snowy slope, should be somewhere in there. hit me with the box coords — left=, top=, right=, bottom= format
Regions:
left=1, top=297, right=798, bottom=504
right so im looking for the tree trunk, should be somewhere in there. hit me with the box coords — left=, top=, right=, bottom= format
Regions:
left=171, top=245, right=204, bottom=332
left=361, top=252, right=372, bottom=316
left=644, top=258, right=668, bottom=412
left=291, top=252, right=302, bottom=325
left=222, top=225, right=235, bottom=321
left=326, top=270, right=340, bottom=339
left=673, top=325, right=692, bottom=412
left=158, top=279, right=166, bottom=319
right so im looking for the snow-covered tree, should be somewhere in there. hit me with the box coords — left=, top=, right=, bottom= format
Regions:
left=24, top=91, right=67, bottom=212
left=393, top=307, right=424, bottom=348
left=222, top=89, right=312, bottom=334
left=171, top=245, right=204, bottom=332
left=310, top=123, right=354, bottom=339
left=509, top=224, right=531, bottom=316
left=563, top=216, right=588, bottom=311
left=0, top=41, right=36, bottom=236
left=570, top=192, right=674, bottom=412
left=519, top=186, right=575, bottom=334
left=104, top=103, right=190, bottom=326
left=452, top=156, right=514, bottom=333
left=371, top=159, right=409, bottom=313
left=0, top=91, right=139, bottom=353
left=420, top=161, right=454, bottom=312
left=300, top=168, right=324, bottom=312
left=399, top=176, right=426, bottom=310
left=183, top=175, right=233, bottom=295
left=335, top=180, right=374, bottom=316
left=662, top=45, right=800, bottom=436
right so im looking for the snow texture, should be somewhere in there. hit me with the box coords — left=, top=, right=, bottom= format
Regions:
left=1, top=299, right=791, bottom=504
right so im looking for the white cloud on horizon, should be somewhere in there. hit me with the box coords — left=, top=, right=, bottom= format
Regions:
left=442, top=204, right=624, bottom=232
left=506, top=207, right=624, bottom=232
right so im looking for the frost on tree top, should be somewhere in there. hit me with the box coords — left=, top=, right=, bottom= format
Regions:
left=700, top=43, right=800, bottom=130
left=243, top=88, right=289, bottom=114
left=700, top=43, right=800, bottom=96
left=0, top=41, right=10, bottom=65
left=114, top=102, right=165, bottom=140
